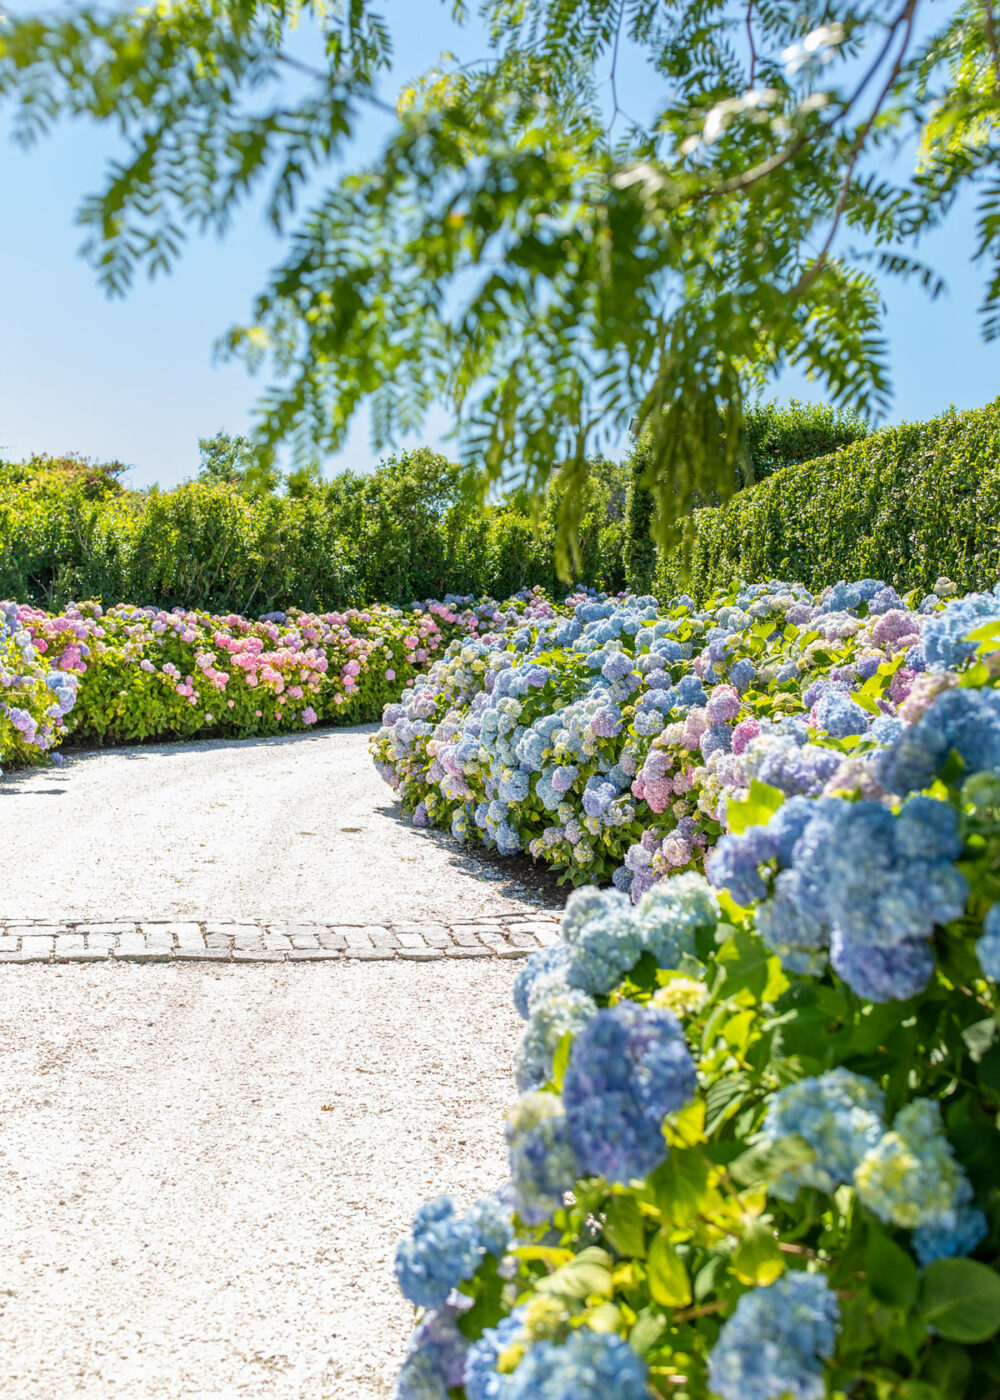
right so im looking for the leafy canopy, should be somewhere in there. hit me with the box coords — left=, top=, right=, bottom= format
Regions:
left=2, top=0, right=998, bottom=563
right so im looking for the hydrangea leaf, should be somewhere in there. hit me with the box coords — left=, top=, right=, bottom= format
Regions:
left=551, top=1031, right=572, bottom=1091
left=730, top=1222, right=786, bottom=1287
left=627, top=1307, right=667, bottom=1358
left=649, top=1149, right=713, bottom=1228
left=866, top=1227, right=919, bottom=1309
left=535, top=1247, right=614, bottom=1302
left=714, top=928, right=772, bottom=1001
left=728, top=1134, right=817, bottom=1190
left=920, top=1259, right=1000, bottom=1343
left=646, top=1231, right=692, bottom=1309
left=724, top=779, right=786, bottom=836
left=603, top=1196, right=647, bottom=1260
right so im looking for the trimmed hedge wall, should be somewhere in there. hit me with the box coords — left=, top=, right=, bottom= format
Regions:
left=655, top=399, right=1000, bottom=599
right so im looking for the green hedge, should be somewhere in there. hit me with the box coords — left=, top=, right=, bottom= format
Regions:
left=0, top=449, right=628, bottom=611
left=655, top=398, right=1000, bottom=598
left=623, top=398, right=870, bottom=593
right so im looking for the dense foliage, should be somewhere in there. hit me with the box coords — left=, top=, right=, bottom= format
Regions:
left=0, top=600, right=78, bottom=776
left=624, top=401, right=869, bottom=593
left=0, top=592, right=525, bottom=762
left=382, top=579, right=1000, bottom=1400
left=2, top=2, right=999, bottom=548
left=373, top=574, right=971, bottom=894
left=0, top=449, right=627, bottom=612
left=656, top=398, right=1000, bottom=601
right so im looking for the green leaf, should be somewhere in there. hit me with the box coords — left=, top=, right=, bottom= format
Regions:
left=920, top=1259, right=1000, bottom=1342
left=646, top=1231, right=692, bottom=1308
left=728, top=1134, right=815, bottom=1188
left=730, top=1222, right=785, bottom=1286
left=551, top=1031, right=572, bottom=1090
left=866, top=1227, right=918, bottom=1308
left=897, top=1383, right=943, bottom=1400
left=535, top=1246, right=614, bottom=1302
left=715, top=927, right=772, bottom=1000
left=456, top=1253, right=506, bottom=1338
left=965, top=620, right=1000, bottom=645
left=724, top=779, right=785, bottom=835
left=649, top=1149, right=712, bottom=1226
left=603, top=1195, right=647, bottom=1259
left=628, top=1306, right=667, bottom=1356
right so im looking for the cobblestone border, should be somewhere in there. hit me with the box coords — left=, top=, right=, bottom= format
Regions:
left=0, top=916, right=561, bottom=963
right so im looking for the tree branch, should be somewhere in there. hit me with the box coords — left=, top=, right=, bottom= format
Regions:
left=792, top=0, right=919, bottom=298
left=984, top=0, right=1000, bottom=94
left=607, top=0, right=626, bottom=140
left=274, top=50, right=397, bottom=116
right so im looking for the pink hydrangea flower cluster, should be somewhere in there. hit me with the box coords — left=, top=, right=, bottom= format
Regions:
left=5, top=594, right=501, bottom=753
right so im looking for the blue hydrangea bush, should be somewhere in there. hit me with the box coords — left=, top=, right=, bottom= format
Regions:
left=389, top=590, right=1000, bottom=1400
left=373, top=575, right=999, bottom=896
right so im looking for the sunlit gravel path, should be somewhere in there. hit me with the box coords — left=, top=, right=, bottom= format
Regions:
left=0, top=960, right=520, bottom=1399
left=0, top=728, right=559, bottom=1398
left=1, top=726, right=560, bottom=924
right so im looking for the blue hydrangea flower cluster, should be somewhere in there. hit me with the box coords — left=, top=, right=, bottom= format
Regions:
left=393, top=1304, right=469, bottom=1400
left=463, top=1311, right=526, bottom=1400
left=760, top=1069, right=885, bottom=1200
left=708, top=1272, right=840, bottom=1400
left=714, top=794, right=968, bottom=1001
left=919, top=588, right=1000, bottom=670
left=854, top=1099, right=981, bottom=1235
left=634, top=871, right=719, bottom=969
left=506, top=1092, right=578, bottom=1225
left=877, top=685, right=1000, bottom=794
left=562, top=1001, right=696, bottom=1183
left=512, top=944, right=572, bottom=1020
left=505, top=1329, right=649, bottom=1400
left=560, top=886, right=645, bottom=995
left=394, top=1194, right=512, bottom=1308
left=516, top=982, right=597, bottom=1090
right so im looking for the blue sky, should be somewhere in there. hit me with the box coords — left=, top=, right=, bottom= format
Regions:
left=1, top=2, right=998, bottom=489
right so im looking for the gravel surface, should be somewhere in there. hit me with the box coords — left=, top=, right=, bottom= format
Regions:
left=0, top=960, right=522, bottom=1400
left=1, top=727, right=563, bottom=923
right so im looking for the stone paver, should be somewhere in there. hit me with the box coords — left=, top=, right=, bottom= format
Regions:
left=0, top=916, right=560, bottom=963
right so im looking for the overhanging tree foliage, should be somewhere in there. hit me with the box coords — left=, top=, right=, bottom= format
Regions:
left=2, top=0, right=998, bottom=567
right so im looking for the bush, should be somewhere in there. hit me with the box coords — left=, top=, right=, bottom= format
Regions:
left=384, top=579, right=1000, bottom=1400
left=374, top=574, right=964, bottom=892
left=742, top=397, right=869, bottom=484
left=656, top=399, right=1000, bottom=600
left=623, top=399, right=867, bottom=596
left=0, top=600, right=77, bottom=771
left=0, top=449, right=629, bottom=612
left=1, top=593, right=525, bottom=759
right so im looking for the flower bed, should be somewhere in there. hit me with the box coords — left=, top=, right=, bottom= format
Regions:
left=388, top=588, right=1000, bottom=1400
left=374, top=577, right=986, bottom=896
left=0, top=591, right=556, bottom=762
left=0, top=600, right=78, bottom=775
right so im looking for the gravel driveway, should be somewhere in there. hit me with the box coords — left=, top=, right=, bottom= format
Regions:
left=0, top=961, right=521, bottom=1399
left=1, top=727, right=561, bottom=923
left=0, top=728, right=554, bottom=1398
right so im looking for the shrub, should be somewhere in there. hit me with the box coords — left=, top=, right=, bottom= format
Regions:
left=623, top=399, right=867, bottom=596
left=0, top=448, right=629, bottom=612
left=386, top=585, right=1000, bottom=1400
left=742, top=398, right=869, bottom=484
left=374, top=574, right=965, bottom=892
left=0, top=599, right=77, bottom=771
left=655, top=399, right=1000, bottom=599
left=1, top=593, right=522, bottom=758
